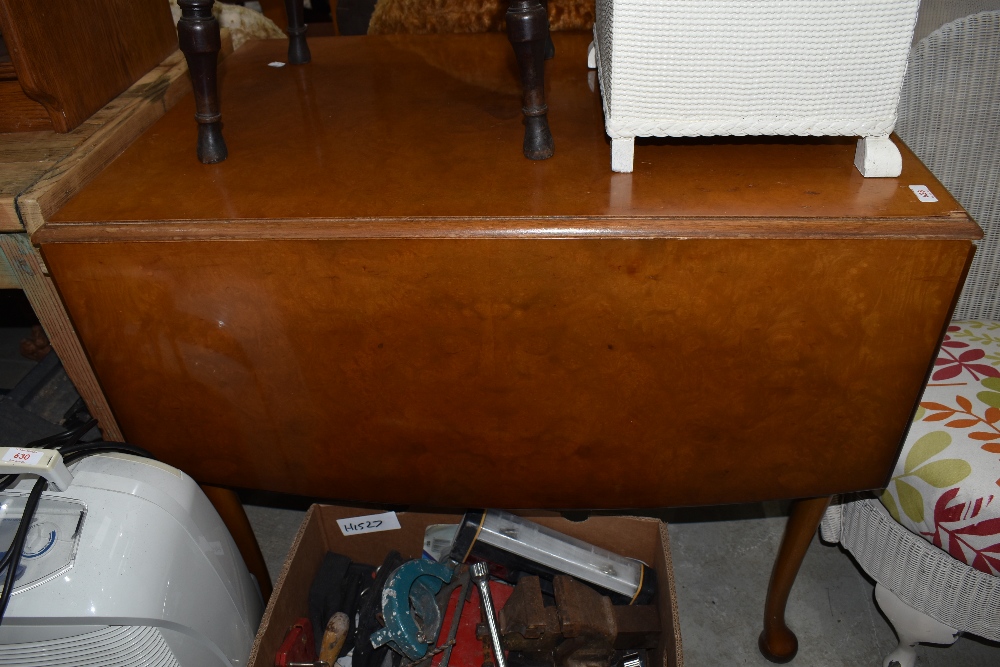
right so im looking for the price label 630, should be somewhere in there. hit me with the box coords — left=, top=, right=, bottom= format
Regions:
left=1, top=448, right=44, bottom=465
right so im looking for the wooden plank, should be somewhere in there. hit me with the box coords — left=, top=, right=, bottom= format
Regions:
left=0, top=0, right=177, bottom=133
left=19, top=35, right=233, bottom=235
left=0, top=49, right=194, bottom=232
left=0, top=162, right=55, bottom=231
left=0, top=131, right=80, bottom=163
left=0, top=233, right=122, bottom=441
left=0, top=207, right=19, bottom=233
left=0, top=241, right=16, bottom=288
left=0, top=162, right=57, bottom=185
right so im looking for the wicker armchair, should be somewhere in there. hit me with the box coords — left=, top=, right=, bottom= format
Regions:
left=820, top=6, right=1000, bottom=667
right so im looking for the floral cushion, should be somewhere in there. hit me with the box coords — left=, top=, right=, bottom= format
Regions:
left=881, top=320, right=1000, bottom=576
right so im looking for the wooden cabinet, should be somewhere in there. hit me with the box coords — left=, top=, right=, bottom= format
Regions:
left=0, top=0, right=176, bottom=132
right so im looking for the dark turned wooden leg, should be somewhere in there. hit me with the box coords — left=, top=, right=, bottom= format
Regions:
left=201, top=484, right=273, bottom=603
left=758, top=496, right=831, bottom=663
left=540, top=0, right=554, bottom=60
left=284, top=0, right=311, bottom=64
left=507, top=1, right=554, bottom=160
left=177, top=0, right=227, bottom=164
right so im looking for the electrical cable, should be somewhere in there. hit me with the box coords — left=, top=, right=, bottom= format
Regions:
left=57, top=441, right=154, bottom=464
left=20, top=419, right=98, bottom=450
left=0, top=477, right=46, bottom=622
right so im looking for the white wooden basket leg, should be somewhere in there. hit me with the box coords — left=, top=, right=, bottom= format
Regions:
left=611, top=137, right=635, bottom=173
left=587, top=40, right=635, bottom=173
left=855, top=135, right=903, bottom=177
left=874, top=583, right=960, bottom=667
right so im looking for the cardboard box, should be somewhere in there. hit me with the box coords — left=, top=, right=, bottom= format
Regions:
left=248, top=506, right=684, bottom=667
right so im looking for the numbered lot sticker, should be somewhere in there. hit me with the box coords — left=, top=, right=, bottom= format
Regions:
left=2, top=448, right=43, bottom=465
left=337, top=511, right=401, bottom=536
left=909, top=185, right=938, bottom=202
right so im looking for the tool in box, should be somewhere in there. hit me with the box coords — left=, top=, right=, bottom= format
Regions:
left=432, top=565, right=471, bottom=667
left=275, top=618, right=317, bottom=667
left=287, top=512, right=661, bottom=667
left=309, top=552, right=375, bottom=658
left=370, top=559, right=455, bottom=660
left=320, top=613, right=351, bottom=666
left=275, top=613, right=352, bottom=667
left=430, top=570, right=514, bottom=667
left=445, top=511, right=656, bottom=605
left=357, top=551, right=408, bottom=667
left=472, top=562, right=508, bottom=667
left=499, top=575, right=659, bottom=667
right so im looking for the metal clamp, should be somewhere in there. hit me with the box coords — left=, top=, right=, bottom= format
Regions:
left=370, top=560, right=454, bottom=660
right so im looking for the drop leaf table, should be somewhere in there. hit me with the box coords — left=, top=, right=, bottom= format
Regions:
left=33, top=32, right=980, bottom=663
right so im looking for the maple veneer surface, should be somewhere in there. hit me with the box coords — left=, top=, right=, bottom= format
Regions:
left=39, top=33, right=981, bottom=508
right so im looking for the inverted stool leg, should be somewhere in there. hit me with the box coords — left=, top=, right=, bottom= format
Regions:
left=507, top=1, right=554, bottom=160
left=284, top=0, right=311, bottom=64
left=177, top=0, right=228, bottom=164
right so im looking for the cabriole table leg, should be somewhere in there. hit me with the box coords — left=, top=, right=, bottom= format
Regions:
left=506, top=0, right=554, bottom=160
left=759, top=495, right=832, bottom=663
left=177, top=0, right=228, bottom=164
left=201, top=485, right=273, bottom=603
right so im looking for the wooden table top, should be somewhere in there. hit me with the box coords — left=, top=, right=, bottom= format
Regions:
left=44, top=32, right=978, bottom=243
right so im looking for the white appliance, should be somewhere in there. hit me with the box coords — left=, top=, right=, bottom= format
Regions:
left=0, top=451, right=263, bottom=666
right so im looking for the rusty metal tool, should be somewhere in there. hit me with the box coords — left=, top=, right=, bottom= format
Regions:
left=499, top=576, right=659, bottom=667
left=471, top=562, right=507, bottom=667
left=437, top=565, right=472, bottom=667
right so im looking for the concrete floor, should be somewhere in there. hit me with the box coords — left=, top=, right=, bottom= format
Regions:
left=0, top=327, right=35, bottom=391
left=244, top=502, right=1000, bottom=667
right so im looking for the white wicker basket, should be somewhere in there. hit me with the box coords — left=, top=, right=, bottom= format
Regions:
left=588, top=0, right=921, bottom=174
